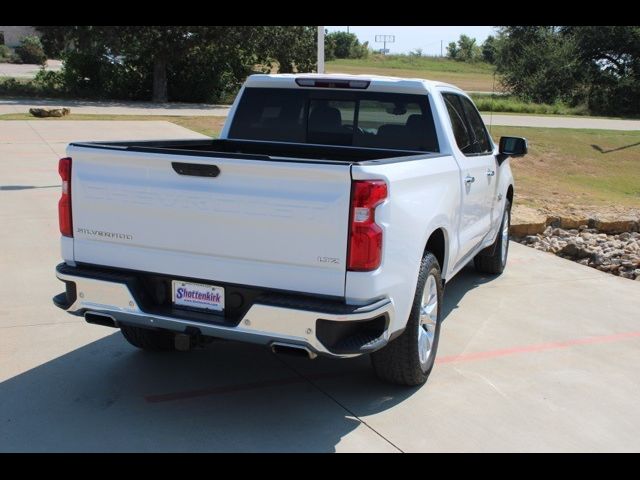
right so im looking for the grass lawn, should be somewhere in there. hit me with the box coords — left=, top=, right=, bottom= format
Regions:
left=490, top=126, right=640, bottom=212
left=326, top=56, right=497, bottom=92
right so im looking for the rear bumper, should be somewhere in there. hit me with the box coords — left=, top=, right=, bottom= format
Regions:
left=54, top=263, right=395, bottom=358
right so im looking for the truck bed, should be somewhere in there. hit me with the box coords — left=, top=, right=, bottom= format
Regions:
left=70, top=138, right=436, bottom=164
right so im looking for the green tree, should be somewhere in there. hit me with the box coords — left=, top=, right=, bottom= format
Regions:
left=258, top=26, right=316, bottom=73
left=494, top=26, right=584, bottom=104
left=447, top=35, right=481, bottom=62
left=328, top=31, right=355, bottom=58
left=481, top=35, right=497, bottom=64
left=36, top=26, right=318, bottom=103
left=457, top=35, right=481, bottom=62
left=325, top=31, right=368, bottom=59
left=34, top=26, right=68, bottom=58
left=351, top=40, right=369, bottom=59
left=564, top=26, right=640, bottom=115
left=446, top=41, right=459, bottom=59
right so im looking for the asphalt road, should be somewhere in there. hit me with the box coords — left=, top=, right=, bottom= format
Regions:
left=480, top=114, right=640, bottom=131
left=1, top=121, right=640, bottom=452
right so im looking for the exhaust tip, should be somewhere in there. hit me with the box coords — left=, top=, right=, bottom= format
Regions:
left=271, top=342, right=317, bottom=360
left=84, top=312, right=117, bottom=328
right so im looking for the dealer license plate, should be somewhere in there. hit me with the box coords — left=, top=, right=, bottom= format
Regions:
left=172, top=280, right=225, bottom=312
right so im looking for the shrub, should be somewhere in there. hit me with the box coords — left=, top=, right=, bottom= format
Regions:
left=350, top=41, right=369, bottom=59
left=33, top=68, right=65, bottom=91
left=470, top=94, right=584, bottom=116
left=0, top=45, right=11, bottom=61
left=587, top=78, right=640, bottom=117
left=0, top=77, right=43, bottom=97
left=15, top=35, right=47, bottom=65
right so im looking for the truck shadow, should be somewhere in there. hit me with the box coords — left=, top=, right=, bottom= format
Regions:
left=0, top=266, right=493, bottom=452
left=0, top=331, right=405, bottom=452
left=441, top=263, right=499, bottom=322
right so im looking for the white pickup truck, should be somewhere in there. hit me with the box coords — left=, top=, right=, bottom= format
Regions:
left=53, top=74, right=527, bottom=386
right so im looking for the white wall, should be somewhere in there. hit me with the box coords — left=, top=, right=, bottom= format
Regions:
left=0, top=26, right=39, bottom=48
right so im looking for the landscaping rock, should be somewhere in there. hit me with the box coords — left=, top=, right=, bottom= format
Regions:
left=560, top=216, right=588, bottom=230
left=592, top=216, right=639, bottom=234
left=510, top=204, right=547, bottom=236
left=29, top=107, right=71, bottom=118
left=514, top=220, right=640, bottom=281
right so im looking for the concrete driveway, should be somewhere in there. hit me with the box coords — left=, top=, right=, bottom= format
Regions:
left=0, top=98, right=231, bottom=117
left=1, top=121, right=640, bottom=452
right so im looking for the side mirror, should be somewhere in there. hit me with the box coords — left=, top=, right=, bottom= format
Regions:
left=498, top=136, right=528, bottom=163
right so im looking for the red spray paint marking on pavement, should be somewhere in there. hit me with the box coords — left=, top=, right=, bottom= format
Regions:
left=437, top=331, right=640, bottom=365
left=144, top=331, right=640, bottom=403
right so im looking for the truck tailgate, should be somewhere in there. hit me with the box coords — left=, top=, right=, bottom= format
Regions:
left=68, top=146, right=352, bottom=297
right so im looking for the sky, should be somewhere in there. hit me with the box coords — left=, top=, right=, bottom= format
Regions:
left=326, top=26, right=496, bottom=56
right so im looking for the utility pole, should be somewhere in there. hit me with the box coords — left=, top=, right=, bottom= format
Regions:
left=347, top=26, right=350, bottom=34
left=317, top=26, right=325, bottom=74
left=441, top=40, right=443, bottom=57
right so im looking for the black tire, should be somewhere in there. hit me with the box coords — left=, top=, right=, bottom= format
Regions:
left=120, top=324, right=175, bottom=352
left=474, top=199, right=511, bottom=275
left=371, top=252, right=443, bottom=386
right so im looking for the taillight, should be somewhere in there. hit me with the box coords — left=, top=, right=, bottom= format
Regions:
left=347, top=180, right=387, bottom=271
left=58, top=157, right=73, bottom=237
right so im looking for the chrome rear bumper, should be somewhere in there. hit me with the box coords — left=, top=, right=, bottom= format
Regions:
left=55, top=263, right=394, bottom=358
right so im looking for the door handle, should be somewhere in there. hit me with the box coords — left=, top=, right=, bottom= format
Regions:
left=464, top=175, right=475, bottom=184
left=486, top=169, right=495, bottom=177
left=172, top=162, right=220, bottom=178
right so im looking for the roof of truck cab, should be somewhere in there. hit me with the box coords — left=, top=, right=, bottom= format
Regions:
left=244, top=73, right=465, bottom=96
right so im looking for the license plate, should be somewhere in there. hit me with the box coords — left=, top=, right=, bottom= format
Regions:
left=172, top=280, right=224, bottom=312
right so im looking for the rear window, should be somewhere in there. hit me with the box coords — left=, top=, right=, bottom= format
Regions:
left=229, top=87, right=439, bottom=152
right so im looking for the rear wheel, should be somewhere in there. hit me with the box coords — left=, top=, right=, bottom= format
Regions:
left=474, top=199, right=511, bottom=275
left=371, top=252, right=443, bottom=386
left=120, top=324, right=175, bottom=352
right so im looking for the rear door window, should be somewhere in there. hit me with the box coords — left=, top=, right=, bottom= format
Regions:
left=458, top=96, right=493, bottom=154
left=442, top=93, right=474, bottom=155
left=229, top=87, right=440, bottom=152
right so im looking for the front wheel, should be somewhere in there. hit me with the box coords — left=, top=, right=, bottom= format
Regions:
left=474, top=199, right=511, bottom=275
left=371, top=252, right=443, bottom=386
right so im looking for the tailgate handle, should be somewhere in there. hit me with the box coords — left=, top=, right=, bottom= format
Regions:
left=172, top=162, right=220, bottom=178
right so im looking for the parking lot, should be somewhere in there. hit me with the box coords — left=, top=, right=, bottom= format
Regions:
left=1, top=120, right=639, bottom=452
